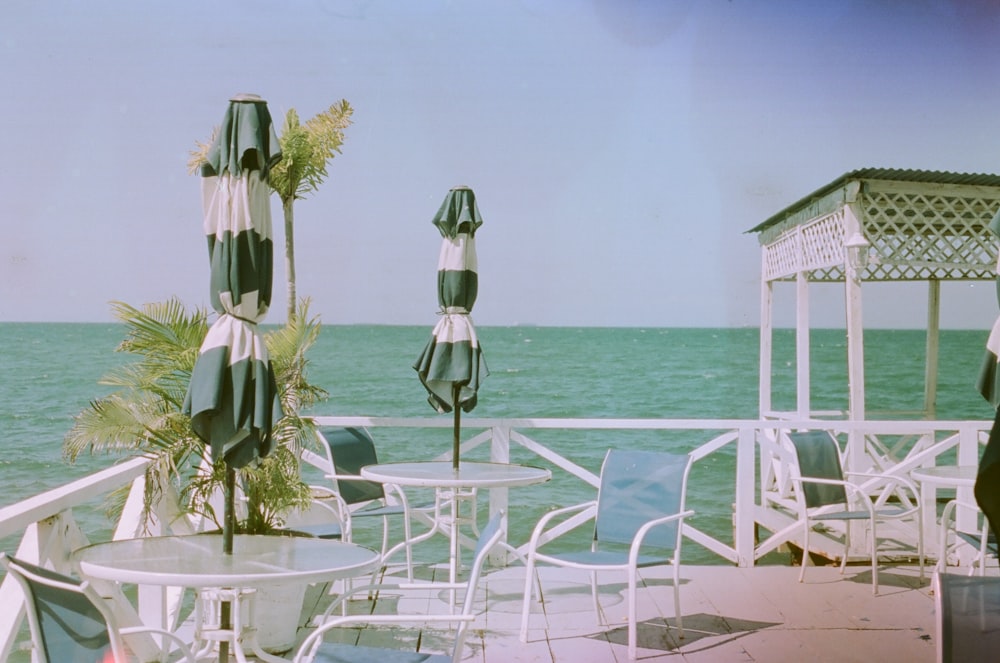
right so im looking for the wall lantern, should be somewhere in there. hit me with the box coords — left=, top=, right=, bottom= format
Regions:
left=844, top=231, right=871, bottom=271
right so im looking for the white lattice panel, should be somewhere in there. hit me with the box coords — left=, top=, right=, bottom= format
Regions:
left=762, top=210, right=845, bottom=282
left=761, top=182, right=1000, bottom=283
left=861, top=187, right=998, bottom=281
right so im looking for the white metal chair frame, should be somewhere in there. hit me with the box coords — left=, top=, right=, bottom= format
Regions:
left=518, top=449, right=694, bottom=660
left=938, top=499, right=996, bottom=576
left=788, top=431, right=923, bottom=595
left=1, top=552, right=196, bottom=663
left=292, top=511, right=506, bottom=663
left=316, top=427, right=440, bottom=581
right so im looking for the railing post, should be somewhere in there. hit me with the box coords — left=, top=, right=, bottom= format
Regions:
left=734, top=426, right=757, bottom=567
left=956, top=425, right=980, bottom=536
left=490, top=423, right=512, bottom=564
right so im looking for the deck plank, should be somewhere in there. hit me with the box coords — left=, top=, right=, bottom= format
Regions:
left=279, top=562, right=939, bottom=662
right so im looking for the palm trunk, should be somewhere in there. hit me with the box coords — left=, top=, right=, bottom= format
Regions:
left=283, top=197, right=296, bottom=321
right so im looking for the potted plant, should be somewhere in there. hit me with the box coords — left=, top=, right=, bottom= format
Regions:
left=64, top=297, right=328, bottom=652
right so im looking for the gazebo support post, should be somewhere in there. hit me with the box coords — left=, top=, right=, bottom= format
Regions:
left=925, top=279, right=941, bottom=418
left=796, top=269, right=811, bottom=420
left=759, top=267, right=774, bottom=417
left=844, top=204, right=866, bottom=471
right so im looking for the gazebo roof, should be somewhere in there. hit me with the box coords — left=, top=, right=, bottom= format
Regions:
left=747, top=167, right=1000, bottom=284
left=748, top=168, right=1000, bottom=235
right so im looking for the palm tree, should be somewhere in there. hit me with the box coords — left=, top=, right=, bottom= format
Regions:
left=266, top=101, right=354, bottom=321
left=64, top=298, right=328, bottom=534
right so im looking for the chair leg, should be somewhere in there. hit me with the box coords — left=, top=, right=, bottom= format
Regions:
left=399, top=512, right=415, bottom=581
left=840, top=525, right=850, bottom=576
left=590, top=570, right=603, bottom=626
left=519, top=555, right=539, bottom=643
left=917, top=510, right=924, bottom=582
left=673, top=560, right=684, bottom=639
left=869, top=521, right=879, bottom=595
left=627, top=570, right=638, bottom=660
left=799, top=521, right=811, bottom=583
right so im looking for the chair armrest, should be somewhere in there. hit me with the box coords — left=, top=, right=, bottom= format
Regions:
left=843, top=472, right=921, bottom=515
left=793, top=476, right=878, bottom=519
left=306, top=485, right=351, bottom=537
left=940, top=499, right=988, bottom=561
left=526, top=501, right=598, bottom=551
left=324, top=472, right=368, bottom=483
left=120, top=625, right=197, bottom=662
left=845, top=471, right=921, bottom=494
left=630, top=509, right=695, bottom=562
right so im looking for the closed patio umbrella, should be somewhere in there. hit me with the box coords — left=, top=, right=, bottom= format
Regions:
left=414, top=186, right=489, bottom=470
left=183, top=93, right=283, bottom=553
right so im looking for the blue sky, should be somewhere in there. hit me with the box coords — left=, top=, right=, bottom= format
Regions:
left=2, top=1, right=999, bottom=328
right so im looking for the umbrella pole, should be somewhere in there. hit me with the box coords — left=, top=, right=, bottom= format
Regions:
left=452, top=383, right=461, bottom=471
left=220, top=464, right=235, bottom=661
left=223, top=464, right=235, bottom=554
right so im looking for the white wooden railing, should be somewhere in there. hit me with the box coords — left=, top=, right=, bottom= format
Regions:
left=0, top=416, right=991, bottom=661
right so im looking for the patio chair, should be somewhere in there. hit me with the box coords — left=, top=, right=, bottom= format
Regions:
left=938, top=499, right=997, bottom=576
left=313, top=426, right=438, bottom=580
left=935, top=572, right=1000, bottom=663
left=518, top=448, right=695, bottom=660
left=787, top=430, right=922, bottom=595
left=293, top=511, right=506, bottom=663
left=0, top=552, right=196, bottom=663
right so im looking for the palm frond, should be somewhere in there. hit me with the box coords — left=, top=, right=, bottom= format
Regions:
left=268, top=101, right=353, bottom=203
left=266, top=298, right=328, bottom=414
left=187, top=127, right=217, bottom=175
left=111, top=299, right=208, bottom=363
left=65, top=296, right=328, bottom=534
left=299, top=100, right=353, bottom=197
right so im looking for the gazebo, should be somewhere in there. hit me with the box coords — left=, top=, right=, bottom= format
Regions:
left=749, top=168, right=1000, bottom=437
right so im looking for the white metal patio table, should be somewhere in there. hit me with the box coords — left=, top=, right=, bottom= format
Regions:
left=74, top=533, right=380, bottom=662
left=360, top=460, right=551, bottom=607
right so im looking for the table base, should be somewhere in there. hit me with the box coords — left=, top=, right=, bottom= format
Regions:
left=193, top=588, right=293, bottom=663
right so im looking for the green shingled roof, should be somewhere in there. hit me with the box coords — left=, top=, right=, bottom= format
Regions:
left=747, top=168, right=1000, bottom=234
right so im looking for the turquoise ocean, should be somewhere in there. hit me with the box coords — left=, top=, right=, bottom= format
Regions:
left=1, top=323, right=995, bottom=565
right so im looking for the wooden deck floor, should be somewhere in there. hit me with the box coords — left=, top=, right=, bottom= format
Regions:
left=288, top=561, right=937, bottom=663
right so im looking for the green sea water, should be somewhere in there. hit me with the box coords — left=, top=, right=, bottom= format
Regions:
left=0, top=323, right=994, bottom=566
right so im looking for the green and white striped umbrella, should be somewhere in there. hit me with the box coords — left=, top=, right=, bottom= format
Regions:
left=413, top=186, right=489, bottom=469
left=184, top=94, right=283, bottom=471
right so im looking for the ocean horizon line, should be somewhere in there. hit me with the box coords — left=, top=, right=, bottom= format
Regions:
left=0, top=320, right=993, bottom=333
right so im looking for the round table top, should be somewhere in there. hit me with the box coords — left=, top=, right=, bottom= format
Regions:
left=911, top=465, right=978, bottom=488
left=74, top=534, right=380, bottom=588
left=360, top=460, right=552, bottom=489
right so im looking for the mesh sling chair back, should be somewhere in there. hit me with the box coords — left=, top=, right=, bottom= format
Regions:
left=935, top=572, right=1000, bottom=663
left=787, top=430, right=922, bottom=595
left=519, top=448, right=694, bottom=660
left=314, top=426, right=437, bottom=580
left=293, top=511, right=506, bottom=663
left=1, top=552, right=195, bottom=663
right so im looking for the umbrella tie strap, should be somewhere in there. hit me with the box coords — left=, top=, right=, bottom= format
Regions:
left=214, top=311, right=262, bottom=327
left=438, top=307, right=469, bottom=315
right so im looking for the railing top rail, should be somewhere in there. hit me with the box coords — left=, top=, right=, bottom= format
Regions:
left=0, top=456, right=150, bottom=540
left=308, top=415, right=990, bottom=434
